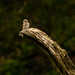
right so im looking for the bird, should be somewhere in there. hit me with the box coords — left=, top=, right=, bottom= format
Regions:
left=22, top=19, right=30, bottom=30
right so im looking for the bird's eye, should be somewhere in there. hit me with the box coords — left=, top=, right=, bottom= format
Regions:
left=24, top=21, right=26, bottom=22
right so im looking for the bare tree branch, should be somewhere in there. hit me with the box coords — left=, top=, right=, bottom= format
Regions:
left=19, top=26, right=75, bottom=75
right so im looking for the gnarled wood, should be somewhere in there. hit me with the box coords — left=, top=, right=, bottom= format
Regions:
left=19, top=28, right=75, bottom=75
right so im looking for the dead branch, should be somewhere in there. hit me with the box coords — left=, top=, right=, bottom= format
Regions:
left=19, top=25, right=75, bottom=75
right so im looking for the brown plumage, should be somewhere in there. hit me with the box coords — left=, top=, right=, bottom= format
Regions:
left=22, top=19, right=30, bottom=30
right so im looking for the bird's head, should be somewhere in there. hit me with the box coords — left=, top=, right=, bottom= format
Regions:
left=23, top=19, right=28, bottom=23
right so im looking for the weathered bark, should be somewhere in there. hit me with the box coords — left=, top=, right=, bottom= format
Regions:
left=19, top=28, right=75, bottom=75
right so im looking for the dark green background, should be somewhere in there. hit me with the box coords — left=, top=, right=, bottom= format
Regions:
left=0, top=0, right=75, bottom=75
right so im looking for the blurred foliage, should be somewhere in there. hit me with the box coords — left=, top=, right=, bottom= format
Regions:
left=0, top=0, right=75, bottom=75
